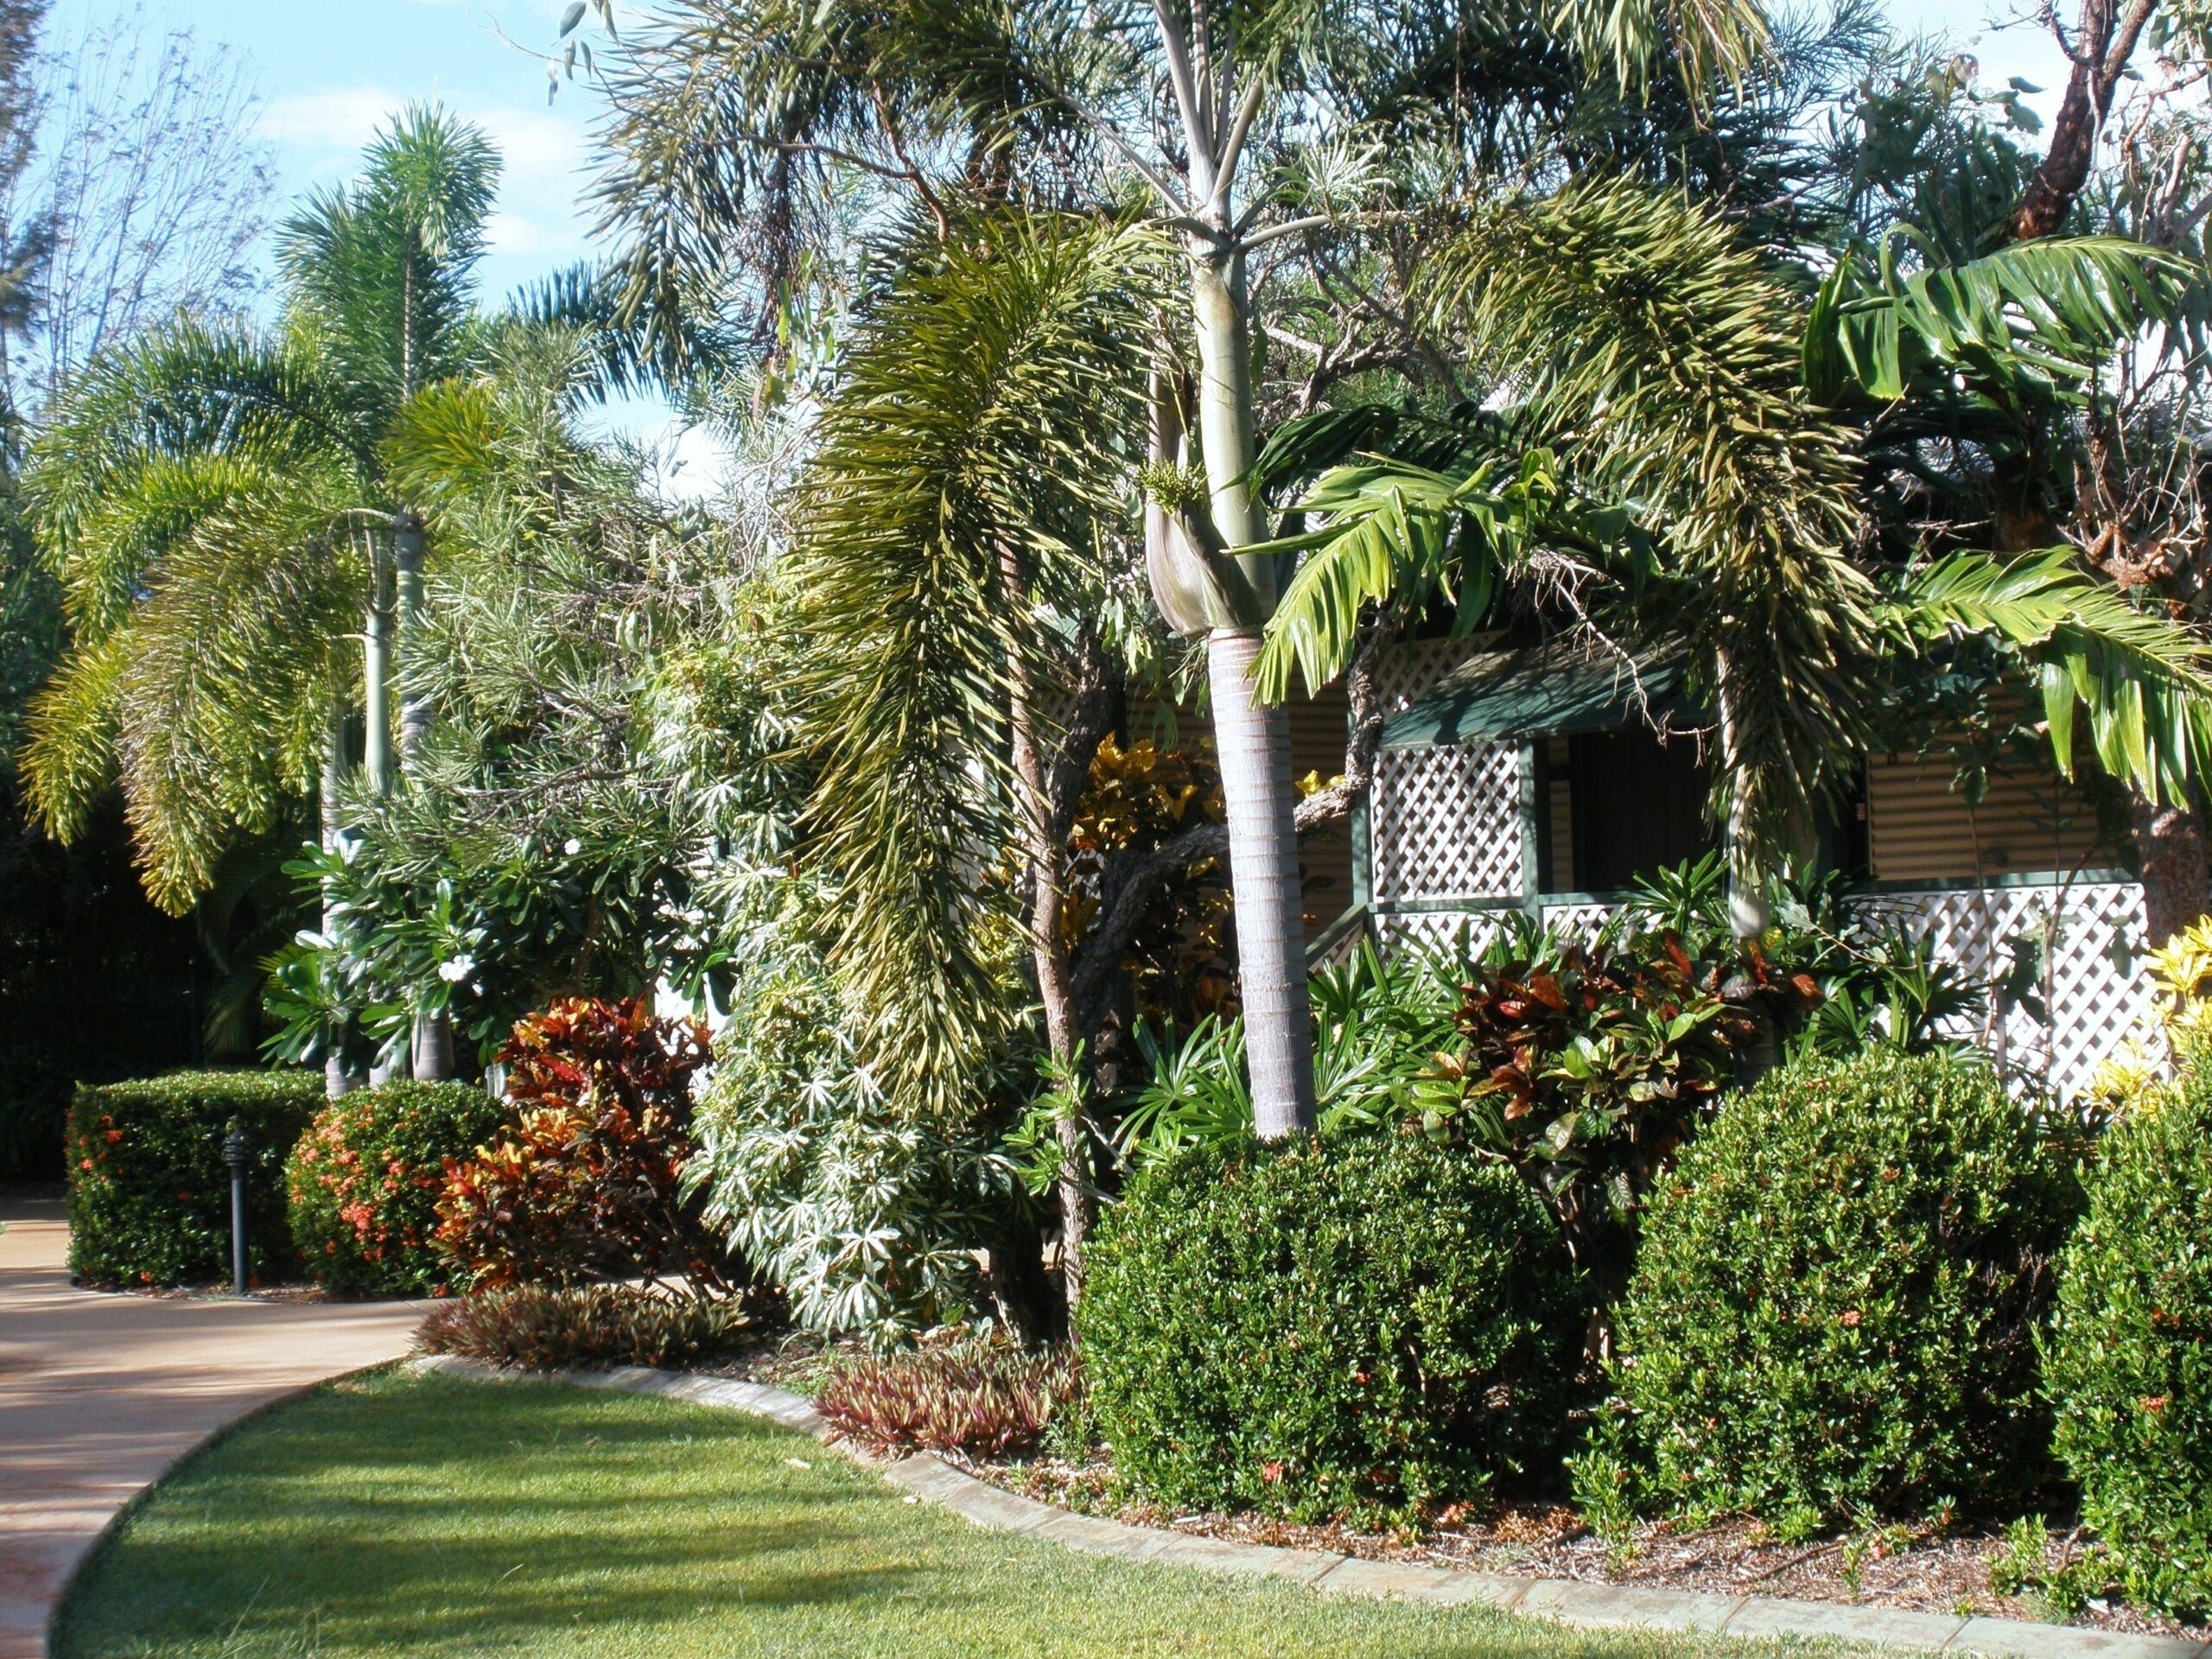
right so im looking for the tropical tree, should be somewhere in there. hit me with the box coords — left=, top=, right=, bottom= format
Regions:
left=19, top=105, right=500, bottom=1088
left=1251, top=181, right=2212, bottom=907
left=583, top=0, right=1776, bottom=1143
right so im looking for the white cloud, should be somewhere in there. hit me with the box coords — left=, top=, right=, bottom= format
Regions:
left=261, top=86, right=404, bottom=159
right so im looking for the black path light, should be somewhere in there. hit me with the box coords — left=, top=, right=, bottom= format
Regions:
left=221, top=1125, right=252, bottom=1296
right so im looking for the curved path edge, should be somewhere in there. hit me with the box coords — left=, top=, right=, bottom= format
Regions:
left=415, top=1356, right=2209, bottom=1659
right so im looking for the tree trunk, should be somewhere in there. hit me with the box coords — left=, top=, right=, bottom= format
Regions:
left=2133, top=791, right=2211, bottom=946
left=391, top=508, right=455, bottom=1080
left=1209, top=628, right=1317, bottom=1136
left=999, top=545, right=1093, bottom=1317
left=2010, top=0, right=2158, bottom=242
left=1187, top=245, right=1317, bottom=1139
left=321, top=701, right=362, bottom=1100
left=363, top=543, right=393, bottom=794
left=393, top=511, right=432, bottom=774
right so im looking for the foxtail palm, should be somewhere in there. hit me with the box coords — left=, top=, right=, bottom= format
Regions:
left=593, top=0, right=1771, bottom=1138
left=1254, top=180, right=2212, bottom=889
left=21, top=105, right=500, bottom=1087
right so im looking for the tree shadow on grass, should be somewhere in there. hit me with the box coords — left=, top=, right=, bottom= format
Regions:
left=54, top=1371, right=1770, bottom=1659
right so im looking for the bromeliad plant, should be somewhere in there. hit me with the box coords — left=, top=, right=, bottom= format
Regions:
left=816, top=1338, right=1082, bottom=1458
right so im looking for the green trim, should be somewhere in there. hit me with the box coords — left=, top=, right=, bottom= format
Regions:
left=1373, top=895, right=1531, bottom=915
left=1517, top=741, right=1541, bottom=902
left=1305, top=902, right=1371, bottom=969
left=1853, top=869, right=2137, bottom=895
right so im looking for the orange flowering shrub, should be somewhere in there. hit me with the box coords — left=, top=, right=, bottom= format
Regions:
left=435, top=997, right=727, bottom=1291
left=286, top=1081, right=507, bottom=1297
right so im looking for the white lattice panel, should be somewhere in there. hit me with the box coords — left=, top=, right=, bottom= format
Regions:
left=1541, top=902, right=1618, bottom=944
left=1374, top=638, right=1484, bottom=715
left=1375, top=907, right=1520, bottom=959
left=1372, top=741, right=1523, bottom=900
left=1377, top=882, right=2147, bottom=1097
left=1859, top=881, right=2151, bottom=1096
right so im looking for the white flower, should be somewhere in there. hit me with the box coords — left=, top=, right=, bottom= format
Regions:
left=563, top=837, right=582, bottom=855
left=438, top=954, right=476, bottom=983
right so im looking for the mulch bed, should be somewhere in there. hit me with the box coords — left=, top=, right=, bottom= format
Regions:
left=950, top=1448, right=2211, bottom=1646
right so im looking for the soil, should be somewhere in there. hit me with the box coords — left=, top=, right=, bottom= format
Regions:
left=948, top=1448, right=2212, bottom=1645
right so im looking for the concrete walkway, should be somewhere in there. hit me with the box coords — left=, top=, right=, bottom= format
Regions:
left=0, top=1195, right=424, bottom=1659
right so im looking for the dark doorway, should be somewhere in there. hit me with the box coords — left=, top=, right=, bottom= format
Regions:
left=1571, top=731, right=1716, bottom=891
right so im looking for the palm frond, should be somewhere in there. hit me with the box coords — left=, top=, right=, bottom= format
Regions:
left=116, top=473, right=365, bottom=912
left=280, top=104, right=499, bottom=415
left=1888, top=550, right=2212, bottom=804
left=1551, top=0, right=1770, bottom=100
left=24, top=318, right=367, bottom=613
left=1414, top=175, right=1876, bottom=875
left=793, top=213, right=1163, bottom=1118
left=1253, top=449, right=1641, bottom=699
left=20, top=629, right=128, bottom=844
left=1804, top=235, right=2195, bottom=408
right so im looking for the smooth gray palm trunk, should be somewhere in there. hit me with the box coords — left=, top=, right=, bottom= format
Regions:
left=392, top=508, right=454, bottom=1083
left=1189, top=245, right=1318, bottom=1138
left=322, top=702, right=363, bottom=1099
left=1208, top=628, right=1315, bottom=1136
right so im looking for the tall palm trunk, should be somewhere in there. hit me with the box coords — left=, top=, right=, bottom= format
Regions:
left=1006, top=690, right=1090, bottom=1314
left=391, top=506, right=454, bottom=1080
left=362, top=542, right=393, bottom=792
left=1188, top=243, right=1316, bottom=1138
left=394, top=511, right=432, bottom=771
left=321, top=701, right=362, bottom=1099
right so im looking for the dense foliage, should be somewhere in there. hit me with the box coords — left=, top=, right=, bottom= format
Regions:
left=286, top=1080, right=507, bottom=1296
left=1411, top=913, right=1762, bottom=1300
left=415, top=1283, right=755, bottom=1371
left=65, top=1070, right=321, bottom=1287
left=435, top=998, right=723, bottom=1291
left=692, top=937, right=1023, bottom=1348
left=1610, top=1050, right=2080, bottom=1529
left=1082, top=1131, right=1583, bottom=1525
left=2044, top=1071, right=2212, bottom=1616
left=817, top=1340, right=1080, bottom=1458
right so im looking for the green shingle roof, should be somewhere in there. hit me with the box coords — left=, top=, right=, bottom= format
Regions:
left=1380, top=641, right=1698, bottom=750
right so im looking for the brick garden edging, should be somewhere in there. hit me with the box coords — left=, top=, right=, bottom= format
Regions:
left=413, top=1356, right=2209, bottom=1659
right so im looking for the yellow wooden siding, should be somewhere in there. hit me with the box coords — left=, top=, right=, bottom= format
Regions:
left=1866, top=756, right=2104, bottom=881
left=1124, top=683, right=1355, bottom=942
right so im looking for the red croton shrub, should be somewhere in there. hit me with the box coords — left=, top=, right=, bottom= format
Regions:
left=435, top=996, right=728, bottom=1292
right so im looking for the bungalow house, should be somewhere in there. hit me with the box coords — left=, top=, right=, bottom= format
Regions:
left=1296, top=636, right=2155, bottom=1096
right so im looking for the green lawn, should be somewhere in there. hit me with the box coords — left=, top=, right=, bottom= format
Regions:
left=59, top=1368, right=1797, bottom=1659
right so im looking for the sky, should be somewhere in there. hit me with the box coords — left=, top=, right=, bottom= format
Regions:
left=46, top=0, right=2084, bottom=487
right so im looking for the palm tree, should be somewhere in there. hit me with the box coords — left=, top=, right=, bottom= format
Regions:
left=1252, top=181, right=2212, bottom=886
left=589, top=0, right=1770, bottom=1138
left=20, top=105, right=500, bottom=1089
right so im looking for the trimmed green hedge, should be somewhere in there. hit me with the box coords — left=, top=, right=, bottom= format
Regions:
left=1612, top=1049, right=2080, bottom=1527
left=287, top=1080, right=508, bottom=1297
left=2044, top=1076, right=2212, bottom=1616
left=66, top=1070, right=323, bottom=1288
left=1082, top=1131, right=1585, bottom=1525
